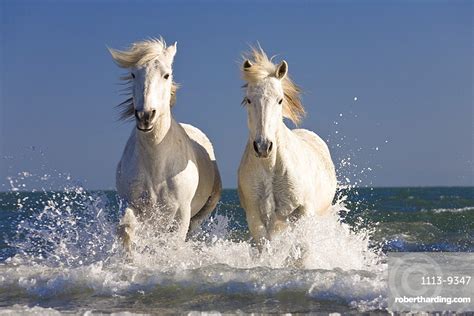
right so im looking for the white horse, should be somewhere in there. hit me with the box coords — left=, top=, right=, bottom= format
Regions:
left=238, top=47, right=337, bottom=250
left=109, top=38, right=221, bottom=250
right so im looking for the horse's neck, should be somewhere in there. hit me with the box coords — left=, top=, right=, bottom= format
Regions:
left=136, top=111, right=185, bottom=156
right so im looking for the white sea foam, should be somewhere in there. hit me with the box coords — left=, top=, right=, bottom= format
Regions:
left=0, top=305, right=145, bottom=315
left=0, top=305, right=62, bottom=315
left=430, top=206, right=474, bottom=214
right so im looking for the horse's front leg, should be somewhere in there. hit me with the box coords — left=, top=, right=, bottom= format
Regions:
left=118, top=207, right=138, bottom=253
left=172, top=205, right=192, bottom=241
left=268, top=212, right=290, bottom=238
left=288, top=205, right=305, bottom=223
left=246, top=209, right=268, bottom=251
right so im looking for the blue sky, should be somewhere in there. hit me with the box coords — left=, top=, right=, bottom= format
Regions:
left=1, top=1, right=472, bottom=189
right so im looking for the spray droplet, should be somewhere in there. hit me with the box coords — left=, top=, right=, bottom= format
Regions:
left=353, top=97, right=358, bottom=101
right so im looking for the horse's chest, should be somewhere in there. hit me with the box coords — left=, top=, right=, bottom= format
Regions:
left=255, top=171, right=300, bottom=221
left=125, top=155, right=199, bottom=207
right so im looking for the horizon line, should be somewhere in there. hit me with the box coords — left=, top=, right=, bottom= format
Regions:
left=1, top=185, right=473, bottom=194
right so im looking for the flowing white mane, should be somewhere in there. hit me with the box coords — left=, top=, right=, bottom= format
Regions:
left=109, top=38, right=179, bottom=120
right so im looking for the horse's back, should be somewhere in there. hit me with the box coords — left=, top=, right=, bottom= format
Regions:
left=180, top=123, right=221, bottom=218
left=180, top=123, right=216, bottom=161
left=292, top=128, right=337, bottom=214
left=292, top=129, right=335, bottom=174
left=292, top=129, right=331, bottom=159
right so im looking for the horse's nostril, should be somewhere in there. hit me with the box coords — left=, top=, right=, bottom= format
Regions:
left=134, top=110, right=140, bottom=119
left=253, top=141, right=259, bottom=154
left=268, top=142, right=273, bottom=152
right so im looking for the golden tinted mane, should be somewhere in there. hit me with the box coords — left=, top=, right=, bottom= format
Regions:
left=109, top=38, right=179, bottom=121
left=242, top=46, right=305, bottom=125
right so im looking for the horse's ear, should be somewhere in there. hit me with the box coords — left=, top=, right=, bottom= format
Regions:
left=167, top=42, right=177, bottom=59
left=243, top=60, right=253, bottom=70
left=275, top=60, right=288, bottom=79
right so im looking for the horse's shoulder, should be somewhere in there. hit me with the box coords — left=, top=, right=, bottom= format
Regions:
left=180, top=123, right=216, bottom=160
left=292, top=128, right=330, bottom=156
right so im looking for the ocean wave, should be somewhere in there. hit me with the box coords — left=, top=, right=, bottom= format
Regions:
left=0, top=305, right=62, bottom=315
left=0, top=186, right=387, bottom=313
left=0, top=304, right=143, bottom=315
left=0, top=261, right=387, bottom=312
left=429, top=206, right=474, bottom=214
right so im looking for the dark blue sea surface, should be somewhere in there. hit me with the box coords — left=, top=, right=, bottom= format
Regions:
left=0, top=187, right=472, bottom=314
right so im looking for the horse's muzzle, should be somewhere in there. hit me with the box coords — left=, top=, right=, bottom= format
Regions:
left=253, top=138, right=273, bottom=158
left=135, top=110, right=156, bottom=132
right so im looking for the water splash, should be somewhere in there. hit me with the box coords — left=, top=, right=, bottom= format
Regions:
left=1, top=171, right=387, bottom=312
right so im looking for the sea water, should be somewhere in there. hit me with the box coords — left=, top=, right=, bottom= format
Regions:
left=0, top=173, right=472, bottom=314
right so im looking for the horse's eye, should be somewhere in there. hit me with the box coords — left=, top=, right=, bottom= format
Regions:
left=278, top=98, right=283, bottom=104
left=247, top=98, right=252, bottom=104
left=131, top=73, right=135, bottom=79
left=164, top=73, right=170, bottom=79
